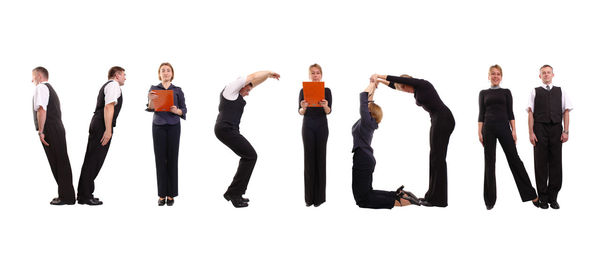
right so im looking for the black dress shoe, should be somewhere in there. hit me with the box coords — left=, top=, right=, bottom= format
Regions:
left=158, top=198, right=166, bottom=206
left=78, top=198, right=103, bottom=206
left=50, top=198, right=75, bottom=205
left=224, top=195, right=249, bottom=208
left=418, top=198, right=435, bottom=207
left=533, top=200, right=549, bottom=209
left=396, top=190, right=421, bottom=206
left=549, top=201, right=560, bottom=209
left=396, top=185, right=419, bottom=200
left=314, top=202, right=323, bottom=207
left=166, top=198, right=175, bottom=206
left=306, top=203, right=313, bottom=207
left=486, top=204, right=494, bottom=210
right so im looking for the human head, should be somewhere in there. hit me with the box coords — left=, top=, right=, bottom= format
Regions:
left=158, top=62, right=174, bottom=82
left=32, top=66, right=49, bottom=85
left=539, top=65, right=554, bottom=85
left=240, top=82, right=253, bottom=97
left=309, top=63, right=322, bottom=82
left=368, top=102, right=383, bottom=124
left=488, top=64, right=503, bottom=87
left=108, top=66, right=126, bottom=86
left=393, top=74, right=415, bottom=93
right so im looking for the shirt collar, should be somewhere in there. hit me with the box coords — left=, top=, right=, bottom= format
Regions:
left=490, top=86, right=501, bottom=89
left=542, top=83, right=553, bottom=90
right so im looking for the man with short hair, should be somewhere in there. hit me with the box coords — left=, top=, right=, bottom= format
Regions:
left=527, top=65, right=573, bottom=209
left=32, top=66, right=76, bottom=205
left=77, top=66, right=125, bottom=205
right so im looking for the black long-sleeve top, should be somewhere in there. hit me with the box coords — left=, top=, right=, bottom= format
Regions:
left=478, top=88, right=515, bottom=123
left=298, top=87, right=332, bottom=119
left=146, top=83, right=187, bottom=125
left=352, top=92, right=378, bottom=154
left=386, top=75, right=449, bottom=115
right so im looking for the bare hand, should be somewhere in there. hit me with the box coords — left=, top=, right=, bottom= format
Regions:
left=300, top=100, right=309, bottom=109
left=169, top=106, right=180, bottom=115
left=39, top=133, right=50, bottom=146
left=101, top=130, right=112, bottom=146
left=269, top=72, right=280, bottom=80
left=529, top=133, right=537, bottom=146
left=478, top=132, right=483, bottom=146
left=561, top=132, right=569, bottom=143
left=148, top=91, right=158, bottom=100
left=512, top=130, right=517, bottom=144
left=319, top=99, right=328, bottom=108
left=370, top=74, right=378, bottom=83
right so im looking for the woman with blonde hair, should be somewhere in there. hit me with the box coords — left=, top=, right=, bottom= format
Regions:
left=351, top=76, right=420, bottom=209
left=298, top=63, right=332, bottom=207
left=147, top=62, right=187, bottom=206
left=478, top=64, right=539, bottom=210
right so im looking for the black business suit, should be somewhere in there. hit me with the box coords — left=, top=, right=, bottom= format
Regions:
left=478, top=88, right=537, bottom=208
left=351, top=92, right=397, bottom=209
left=386, top=76, right=454, bottom=207
left=299, top=87, right=332, bottom=206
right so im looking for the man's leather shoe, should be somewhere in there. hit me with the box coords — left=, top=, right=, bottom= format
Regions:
left=224, top=194, right=249, bottom=203
left=418, top=198, right=435, bottom=207
left=533, top=200, right=548, bottom=209
left=78, top=198, right=103, bottom=205
left=486, top=204, right=494, bottom=210
left=224, top=195, right=248, bottom=208
left=549, top=201, right=560, bottom=209
left=50, top=198, right=75, bottom=205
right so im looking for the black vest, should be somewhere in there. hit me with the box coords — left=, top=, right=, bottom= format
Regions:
left=92, top=80, right=123, bottom=127
left=33, top=83, right=62, bottom=131
left=533, top=86, right=562, bottom=124
left=216, top=89, right=246, bottom=128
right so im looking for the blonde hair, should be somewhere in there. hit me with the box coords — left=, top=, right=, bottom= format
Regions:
left=309, top=63, right=322, bottom=76
left=368, top=102, right=383, bottom=124
left=158, top=62, right=174, bottom=82
left=489, top=64, right=503, bottom=76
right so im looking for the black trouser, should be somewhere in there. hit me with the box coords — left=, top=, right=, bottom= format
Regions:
left=483, top=122, right=537, bottom=207
left=153, top=123, right=181, bottom=198
left=352, top=149, right=396, bottom=209
left=41, top=123, right=76, bottom=203
left=215, top=122, right=257, bottom=197
left=302, top=117, right=328, bottom=206
left=423, top=110, right=455, bottom=207
left=533, top=122, right=563, bottom=203
left=77, top=119, right=112, bottom=200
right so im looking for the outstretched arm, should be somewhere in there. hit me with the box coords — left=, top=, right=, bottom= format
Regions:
left=246, top=71, right=280, bottom=88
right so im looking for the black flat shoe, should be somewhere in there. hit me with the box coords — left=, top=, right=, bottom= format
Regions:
left=50, top=198, right=75, bottom=205
left=419, top=198, right=435, bottom=207
left=549, top=201, right=560, bottom=209
left=486, top=204, right=494, bottom=210
left=166, top=198, right=175, bottom=206
left=533, top=200, right=549, bottom=209
left=224, top=194, right=249, bottom=202
left=224, top=195, right=249, bottom=208
left=158, top=198, right=166, bottom=206
left=78, top=198, right=103, bottom=206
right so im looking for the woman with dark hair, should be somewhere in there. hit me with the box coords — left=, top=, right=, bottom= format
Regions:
left=351, top=77, right=420, bottom=209
left=298, top=63, right=332, bottom=207
left=478, top=65, right=539, bottom=210
left=147, top=62, right=187, bottom=206
left=374, top=73, right=454, bottom=207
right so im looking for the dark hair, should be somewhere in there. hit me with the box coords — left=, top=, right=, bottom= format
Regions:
left=108, top=66, right=125, bottom=79
left=32, top=66, right=49, bottom=79
left=540, top=64, right=553, bottom=71
left=158, top=62, right=174, bottom=82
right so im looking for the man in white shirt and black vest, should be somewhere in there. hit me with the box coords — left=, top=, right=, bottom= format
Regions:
left=32, top=66, right=76, bottom=205
left=527, top=65, right=573, bottom=209
left=77, top=66, right=125, bottom=205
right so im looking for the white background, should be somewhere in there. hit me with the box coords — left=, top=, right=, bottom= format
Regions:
left=1, top=0, right=598, bottom=266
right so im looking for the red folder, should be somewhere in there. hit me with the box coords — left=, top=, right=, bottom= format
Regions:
left=303, top=82, right=325, bottom=107
left=151, top=90, right=174, bottom=112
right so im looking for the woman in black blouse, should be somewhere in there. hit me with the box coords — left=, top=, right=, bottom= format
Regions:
left=374, top=73, right=454, bottom=207
left=147, top=63, right=187, bottom=206
left=478, top=65, right=538, bottom=210
left=298, top=64, right=331, bottom=207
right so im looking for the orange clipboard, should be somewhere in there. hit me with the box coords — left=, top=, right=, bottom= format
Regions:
left=302, top=82, right=325, bottom=107
left=151, top=90, right=174, bottom=112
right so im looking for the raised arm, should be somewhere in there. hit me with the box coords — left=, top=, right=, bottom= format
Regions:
left=246, top=71, right=280, bottom=88
left=360, top=82, right=377, bottom=123
left=376, top=74, right=430, bottom=88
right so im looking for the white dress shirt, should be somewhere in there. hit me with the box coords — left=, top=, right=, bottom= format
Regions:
left=526, top=84, right=573, bottom=113
left=104, top=80, right=122, bottom=105
left=222, top=76, right=248, bottom=101
left=33, top=82, right=50, bottom=111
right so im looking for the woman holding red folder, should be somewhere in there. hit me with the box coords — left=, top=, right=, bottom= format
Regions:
left=147, top=62, right=187, bottom=206
left=298, top=64, right=332, bottom=207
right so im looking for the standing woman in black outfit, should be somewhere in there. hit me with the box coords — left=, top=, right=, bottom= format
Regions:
left=478, top=65, right=539, bottom=210
left=375, top=73, right=455, bottom=207
left=352, top=77, right=420, bottom=209
left=147, top=63, right=187, bottom=206
left=298, top=64, right=331, bottom=207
